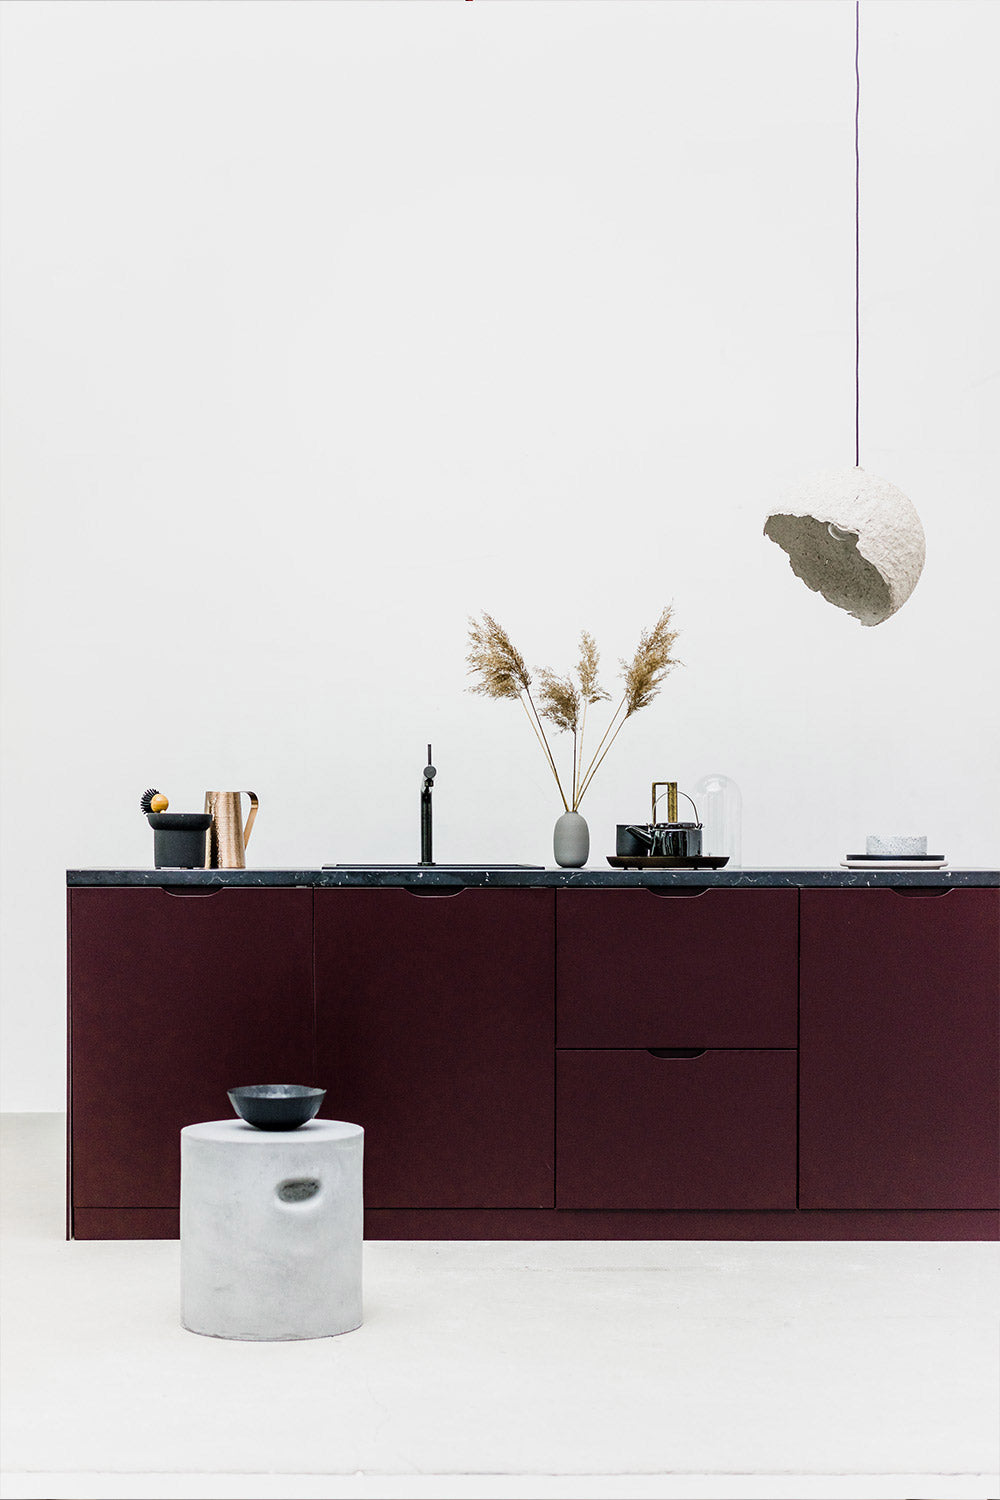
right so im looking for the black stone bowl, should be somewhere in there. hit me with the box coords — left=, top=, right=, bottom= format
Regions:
left=227, top=1084, right=326, bottom=1131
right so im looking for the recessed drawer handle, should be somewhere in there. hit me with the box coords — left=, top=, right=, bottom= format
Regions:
left=646, top=1047, right=707, bottom=1059
left=645, top=887, right=709, bottom=899
left=403, top=886, right=467, bottom=897
left=890, top=886, right=954, bottom=898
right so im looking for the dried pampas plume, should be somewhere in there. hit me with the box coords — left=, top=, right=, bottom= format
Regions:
left=465, top=612, right=532, bottom=701
left=536, top=670, right=581, bottom=734
left=622, top=606, right=680, bottom=716
left=466, top=607, right=680, bottom=811
left=577, top=631, right=611, bottom=708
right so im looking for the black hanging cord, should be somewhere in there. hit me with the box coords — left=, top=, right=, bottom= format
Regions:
left=854, top=0, right=861, bottom=469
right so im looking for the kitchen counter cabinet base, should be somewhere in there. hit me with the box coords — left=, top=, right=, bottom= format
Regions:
left=72, top=1207, right=997, bottom=1241
left=68, top=876, right=999, bottom=1240
left=363, top=1209, right=998, bottom=1240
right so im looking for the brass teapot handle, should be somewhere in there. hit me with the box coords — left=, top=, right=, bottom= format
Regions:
left=241, top=791, right=259, bottom=848
left=651, top=782, right=678, bottom=823
left=651, top=781, right=701, bottom=826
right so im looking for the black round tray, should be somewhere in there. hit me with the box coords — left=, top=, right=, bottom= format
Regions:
left=606, top=855, right=730, bottom=870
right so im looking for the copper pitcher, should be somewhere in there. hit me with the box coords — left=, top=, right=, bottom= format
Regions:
left=204, top=791, right=259, bottom=869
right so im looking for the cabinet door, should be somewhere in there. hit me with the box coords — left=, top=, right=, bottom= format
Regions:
left=314, top=888, right=554, bottom=1208
left=70, top=887, right=313, bottom=1209
left=557, top=888, right=798, bottom=1047
left=800, top=888, right=1000, bottom=1209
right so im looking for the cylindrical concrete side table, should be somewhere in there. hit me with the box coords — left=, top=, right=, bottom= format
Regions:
left=180, top=1118, right=363, bottom=1341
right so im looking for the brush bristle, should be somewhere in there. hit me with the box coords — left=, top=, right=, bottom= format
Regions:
left=140, top=787, right=161, bottom=815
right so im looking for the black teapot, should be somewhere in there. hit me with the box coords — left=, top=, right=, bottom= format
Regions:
left=616, top=780, right=702, bottom=858
left=616, top=822, right=703, bottom=858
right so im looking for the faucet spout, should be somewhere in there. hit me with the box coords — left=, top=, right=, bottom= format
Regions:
left=420, top=744, right=436, bottom=865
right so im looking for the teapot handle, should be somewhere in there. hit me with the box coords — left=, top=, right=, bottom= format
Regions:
left=241, top=792, right=259, bottom=849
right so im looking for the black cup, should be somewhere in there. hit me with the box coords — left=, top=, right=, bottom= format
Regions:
left=616, top=824, right=650, bottom=857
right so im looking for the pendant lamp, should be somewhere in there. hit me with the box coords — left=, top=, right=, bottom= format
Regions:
left=764, top=3, right=925, bottom=626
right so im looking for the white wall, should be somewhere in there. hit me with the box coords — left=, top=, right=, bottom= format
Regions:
left=2, top=0, right=997, bottom=1111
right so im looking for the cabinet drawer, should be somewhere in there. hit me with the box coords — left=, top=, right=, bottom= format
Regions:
left=556, top=889, right=798, bottom=1047
left=556, top=1048, right=797, bottom=1209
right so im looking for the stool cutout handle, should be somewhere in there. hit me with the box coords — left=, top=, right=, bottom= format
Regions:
left=276, top=1177, right=320, bottom=1203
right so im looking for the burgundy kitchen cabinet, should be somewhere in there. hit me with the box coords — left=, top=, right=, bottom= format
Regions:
left=69, top=886, right=312, bottom=1236
left=556, top=888, right=798, bottom=1047
left=313, top=888, right=555, bottom=1209
left=67, top=873, right=998, bottom=1240
left=799, top=887, right=1000, bottom=1210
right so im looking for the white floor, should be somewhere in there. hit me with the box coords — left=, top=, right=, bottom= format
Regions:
left=1, top=1115, right=997, bottom=1500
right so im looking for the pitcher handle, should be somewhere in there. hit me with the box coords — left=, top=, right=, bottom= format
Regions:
left=241, top=791, right=259, bottom=849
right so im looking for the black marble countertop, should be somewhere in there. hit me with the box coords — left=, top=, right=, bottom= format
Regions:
left=67, top=866, right=1000, bottom=888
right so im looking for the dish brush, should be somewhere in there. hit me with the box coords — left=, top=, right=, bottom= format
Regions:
left=140, top=788, right=169, bottom=815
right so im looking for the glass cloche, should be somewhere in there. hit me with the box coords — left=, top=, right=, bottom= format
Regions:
left=693, top=773, right=742, bottom=867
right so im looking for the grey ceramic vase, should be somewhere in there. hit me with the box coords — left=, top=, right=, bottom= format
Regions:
left=553, top=810, right=589, bottom=868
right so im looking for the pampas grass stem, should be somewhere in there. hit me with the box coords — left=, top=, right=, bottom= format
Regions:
left=520, top=691, right=570, bottom=811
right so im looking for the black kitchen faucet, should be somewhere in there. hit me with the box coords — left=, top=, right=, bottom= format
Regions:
left=420, top=744, right=436, bottom=865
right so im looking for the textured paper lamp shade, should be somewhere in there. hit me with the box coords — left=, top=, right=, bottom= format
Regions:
left=764, top=467, right=925, bottom=626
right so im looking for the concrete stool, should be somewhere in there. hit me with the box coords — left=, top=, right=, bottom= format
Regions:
left=180, top=1118, right=363, bottom=1341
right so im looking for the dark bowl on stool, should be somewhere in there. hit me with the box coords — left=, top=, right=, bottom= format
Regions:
left=227, top=1085, right=326, bottom=1131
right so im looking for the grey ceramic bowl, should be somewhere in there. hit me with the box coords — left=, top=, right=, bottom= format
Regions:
left=227, top=1084, right=326, bottom=1131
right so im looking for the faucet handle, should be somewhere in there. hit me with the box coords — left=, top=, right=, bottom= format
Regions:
left=423, top=744, right=436, bottom=783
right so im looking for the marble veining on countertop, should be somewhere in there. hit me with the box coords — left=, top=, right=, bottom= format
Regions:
left=67, top=867, right=1000, bottom=887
